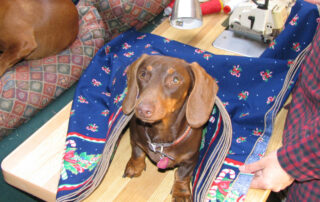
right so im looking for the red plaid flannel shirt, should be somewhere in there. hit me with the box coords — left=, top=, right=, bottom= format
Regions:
left=277, top=20, right=320, bottom=201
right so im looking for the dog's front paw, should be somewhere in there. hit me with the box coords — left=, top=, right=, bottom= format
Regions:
left=171, top=181, right=192, bottom=202
left=123, top=157, right=146, bottom=178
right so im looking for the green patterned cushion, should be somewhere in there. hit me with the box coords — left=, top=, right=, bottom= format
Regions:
left=78, top=0, right=170, bottom=41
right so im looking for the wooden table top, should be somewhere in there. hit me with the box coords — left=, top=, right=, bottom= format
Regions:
left=1, top=12, right=287, bottom=202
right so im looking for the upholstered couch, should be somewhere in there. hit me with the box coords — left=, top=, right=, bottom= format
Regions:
left=0, top=0, right=170, bottom=138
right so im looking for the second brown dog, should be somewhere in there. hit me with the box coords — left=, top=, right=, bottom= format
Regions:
left=0, top=0, right=79, bottom=76
left=122, top=54, right=218, bottom=201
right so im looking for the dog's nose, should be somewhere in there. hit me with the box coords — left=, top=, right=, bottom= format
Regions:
left=136, top=102, right=154, bottom=118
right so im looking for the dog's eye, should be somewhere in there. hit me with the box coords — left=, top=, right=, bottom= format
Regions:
left=172, top=77, right=180, bottom=84
left=165, top=76, right=181, bottom=88
left=139, top=71, right=146, bottom=79
left=168, top=76, right=181, bottom=86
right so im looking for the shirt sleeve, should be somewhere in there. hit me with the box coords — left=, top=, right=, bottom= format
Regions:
left=277, top=20, right=320, bottom=182
left=277, top=116, right=320, bottom=181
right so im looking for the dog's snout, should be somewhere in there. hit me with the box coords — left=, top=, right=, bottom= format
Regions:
left=136, top=102, right=155, bottom=118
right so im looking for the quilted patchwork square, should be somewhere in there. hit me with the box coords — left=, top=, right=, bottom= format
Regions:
left=16, top=71, right=30, bottom=81
left=43, top=83, right=56, bottom=97
left=44, top=64, right=57, bottom=73
left=112, top=6, right=124, bottom=17
left=58, top=55, right=71, bottom=64
left=99, top=0, right=111, bottom=10
left=83, top=10, right=96, bottom=22
left=30, top=81, right=43, bottom=93
left=2, top=88, right=15, bottom=99
left=28, top=92, right=42, bottom=107
left=16, top=80, right=29, bottom=91
left=84, top=47, right=94, bottom=57
left=123, top=3, right=133, bottom=13
left=0, top=98, right=13, bottom=112
left=31, top=72, right=43, bottom=81
left=78, top=6, right=89, bottom=16
left=92, top=30, right=104, bottom=39
left=71, top=46, right=84, bottom=55
left=131, top=6, right=143, bottom=17
left=44, top=73, right=58, bottom=83
left=100, top=10, right=114, bottom=21
left=108, top=19, right=122, bottom=29
left=72, top=56, right=84, bottom=66
left=57, top=74, right=71, bottom=88
left=121, top=13, right=134, bottom=23
left=12, top=101, right=26, bottom=116
left=71, top=65, right=83, bottom=78
left=16, top=89, right=28, bottom=102
left=82, top=32, right=94, bottom=41
left=58, top=64, right=71, bottom=74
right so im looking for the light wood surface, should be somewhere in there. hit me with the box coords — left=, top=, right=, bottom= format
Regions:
left=1, top=13, right=286, bottom=202
left=1, top=102, right=72, bottom=202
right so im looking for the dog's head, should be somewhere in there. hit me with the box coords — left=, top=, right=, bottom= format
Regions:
left=122, top=54, right=218, bottom=128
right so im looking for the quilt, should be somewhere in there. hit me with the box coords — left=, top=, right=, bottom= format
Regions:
left=56, top=1, right=319, bottom=201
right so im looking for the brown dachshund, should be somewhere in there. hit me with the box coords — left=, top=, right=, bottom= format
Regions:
left=0, top=0, right=79, bottom=76
left=122, top=54, right=218, bottom=201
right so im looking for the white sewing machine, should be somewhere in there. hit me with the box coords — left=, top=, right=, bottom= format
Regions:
left=213, top=0, right=294, bottom=56
left=228, top=0, right=295, bottom=43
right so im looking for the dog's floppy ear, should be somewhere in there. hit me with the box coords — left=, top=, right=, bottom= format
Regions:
left=122, top=54, right=148, bottom=114
left=186, top=62, right=218, bottom=128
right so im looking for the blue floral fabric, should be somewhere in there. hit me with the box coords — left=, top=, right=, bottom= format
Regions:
left=56, top=1, right=319, bottom=201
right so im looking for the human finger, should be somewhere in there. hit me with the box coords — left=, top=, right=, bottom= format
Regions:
left=250, top=174, right=267, bottom=189
left=239, top=159, right=266, bottom=174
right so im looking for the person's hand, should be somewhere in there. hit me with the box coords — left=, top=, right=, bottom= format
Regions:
left=304, top=0, right=320, bottom=5
left=239, top=151, right=294, bottom=192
